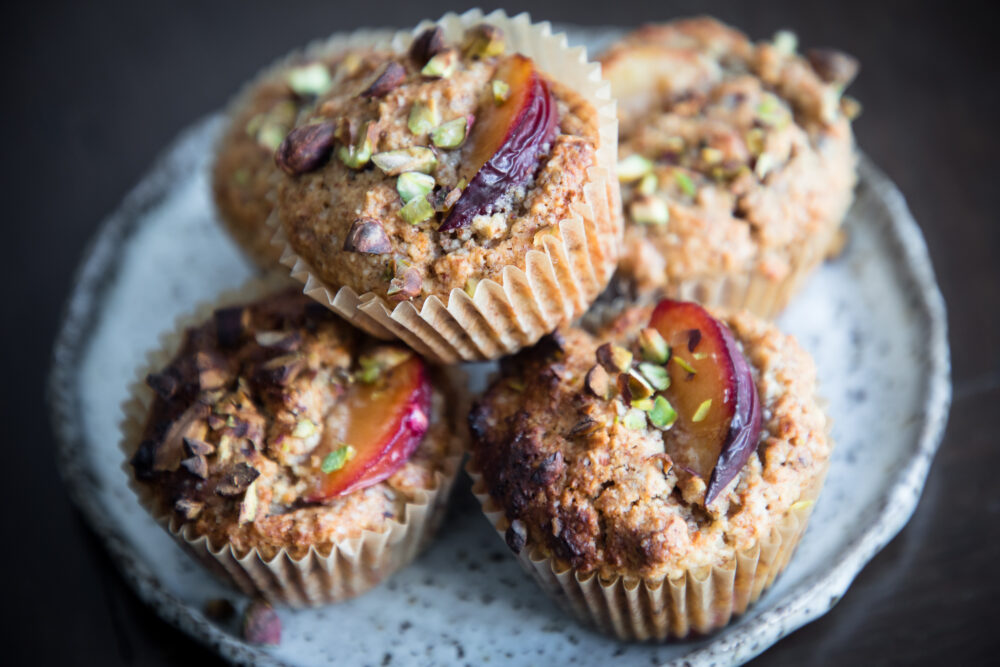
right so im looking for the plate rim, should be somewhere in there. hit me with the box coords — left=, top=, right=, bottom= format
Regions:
left=47, top=112, right=951, bottom=666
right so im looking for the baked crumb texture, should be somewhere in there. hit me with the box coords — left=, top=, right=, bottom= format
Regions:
left=604, top=17, right=858, bottom=318
left=121, top=284, right=462, bottom=607
left=274, top=10, right=621, bottom=363
left=469, top=305, right=831, bottom=639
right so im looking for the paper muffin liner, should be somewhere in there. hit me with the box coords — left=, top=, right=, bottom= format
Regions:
left=119, top=277, right=465, bottom=607
left=273, top=8, right=622, bottom=363
left=212, top=29, right=399, bottom=271
left=467, top=455, right=830, bottom=641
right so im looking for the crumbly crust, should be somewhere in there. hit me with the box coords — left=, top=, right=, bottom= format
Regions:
left=275, top=35, right=599, bottom=307
left=603, top=17, right=858, bottom=293
left=129, top=288, right=456, bottom=559
left=470, top=305, right=830, bottom=580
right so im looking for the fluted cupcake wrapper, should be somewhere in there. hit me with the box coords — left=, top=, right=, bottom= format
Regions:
left=467, top=456, right=829, bottom=641
left=273, top=8, right=622, bottom=363
left=119, top=277, right=465, bottom=607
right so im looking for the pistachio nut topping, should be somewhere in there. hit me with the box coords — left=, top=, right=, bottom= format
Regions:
left=372, top=147, right=437, bottom=175
left=286, top=62, right=332, bottom=97
left=396, top=171, right=435, bottom=203
left=421, top=49, right=458, bottom=78
left=430, top=117, right=469, bottom=148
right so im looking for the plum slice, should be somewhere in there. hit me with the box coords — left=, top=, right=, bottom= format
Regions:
left=438, top=54, right=557, bottom=231
left=306, top=355, right=431, bottom=501
left=649, top=299, right=762, bottom=504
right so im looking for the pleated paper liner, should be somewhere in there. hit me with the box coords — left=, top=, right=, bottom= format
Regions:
left=467, top=457, right=830, bottom=641
left=119, top=277, right=466, bottom=607
left=273, top=9, right=622, bottom=363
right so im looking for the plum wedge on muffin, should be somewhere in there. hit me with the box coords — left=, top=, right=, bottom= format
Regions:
left=122, top=286, right=463, bottom=607
left=602, top=17, right=859, bottom=317
left=272, top=16, right=619, bottom=362
left=469, top=298, right=831, bottom=640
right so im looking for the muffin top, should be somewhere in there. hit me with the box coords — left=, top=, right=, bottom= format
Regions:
left=129, top=288, right=457, bottom=559
left=470, top=301, right=830, bottom=580
left=212, top=50, right=372, bottom=267
left=274, top=23, right=599, bottom=307
left=603, top=18, right=859, bottom=288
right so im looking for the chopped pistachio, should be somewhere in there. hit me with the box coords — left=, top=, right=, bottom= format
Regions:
left=286, top=62, right=332, bottom=96
left=372, top=147, right=437, bottom=175
left=631, top=397, right=654, bottom=411
left=756, top=93, right=788, bottom=127
left=639, top=328, right=670, bottom=364
left=692, top=399, right=712, bottom=423
left=621, top=369, right=654, bottom=401
left=745, top=128, right=765, bottom=156
left=464, top=277, right=480, bottom=298
left=399, top=195, right=435, bottom=224
left=649, top=396, right=678, bottom=429
left=637, top=362, right=670, bottom=391
left=791, top=499, right=816, bottom=511
left=257, top=123, right=288, bottom=151
left=630, top=195, right=669, bottom=225
left=637, top=172, right=658, bottom=196
left=238, top=480, right=258, bottom=524
left=617, top=154, right=653, bottom=182
left=430, top=117, right=468, bottom=149
left=338, top=53, right=362, bottom=76
left=622, top=408, right=647, bottom=430
left=408, top=100, right=440, bottom=135
left=692, top=352, right=708, bottom=361
left=673, top=355, right=697, bottom=375
left=755, top=152, right=776, bottom=179
left=356, top=358, right=381, bottom=383
left=701, top=147, right=724, bottom=165
left=675, top=171, right=697, bottom=197
left=596, top=343, right=633, bottom=374
left=773, top=30, right=798, bottom=55
left=421, top=49, right=458, bottom=78
left=396, top=171, right=435, bottom=203
left=492, top=79, right=510, bottom=104
left=585, top=364, right=613, bottom=400
left=337, top=122, right=373, bottom=170
left=321, top=445, right=356, bottom=474
left=464, top=24, right=505, bottom=58
left=292, top=419, right=317, bottom=438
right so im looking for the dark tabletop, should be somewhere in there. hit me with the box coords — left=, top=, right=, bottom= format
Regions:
left=6, top=0, right=998, bottom=664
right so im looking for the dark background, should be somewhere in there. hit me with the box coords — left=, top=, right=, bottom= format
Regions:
left=5, top=0, right=999, bottom=664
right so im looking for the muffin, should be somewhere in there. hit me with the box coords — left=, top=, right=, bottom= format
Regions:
left=274, top=10, right=620, bottom=363
left=602, top=18, right=859, bottom=317
left=469, top=298, right=831, bottom=640
left=212, top=32, right=392, bottom=269
left=121, top=283, right=463, bottom=606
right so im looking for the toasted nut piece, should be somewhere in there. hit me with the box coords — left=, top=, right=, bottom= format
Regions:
left=213, top=306, right=250, bottom=347
left=183, top=436, right=215, bottom=457
left=407, top=100, right=440, bottom=135
left=242, top=600, right=281, bottom=645
left=596, top=343, right=633, bottom=374
left=180, top=454, right=208, bottom=479
left=343, top=217, right=392, bottom=254
left=399, top=195, right=435, bottom=224
left=807, top=48, right=859, bottom=86
left=430, top=117, right=469, bottom=148
left=622, top=408, right=647, bottom=430
left=409, top=26, right=445, bottom=65
left=421, top=48, right=458, bottom=78
left=505, top=519, right=527, bottom=554
left=639, top=327, right=670, bottom=363
left=463, top=24, right=505, bottom=58
left=254, top=330, right=302, bottom=352
left=396, top=172, right=435, bottom=204
left=238, top=480, right=259, bottom=524
left=253, top=354, right=304, bottom=387
left=567, top=417, right=602, bottom=438
left=336, top=121, right=375, bottom=170
left=617, top=154, right=653, bottom=182
left=491, top=79, right=509, bottom=104
left=195, top=351, right=229, bottom=391
left=286, top=62, right=332, bottom=97
left=584, top=364, right=613, bottom=400
left=174, top=498, right=204, bottom=520
left=637, top=362, right=670, bottom=391
left=387, top=267, right=422, bottom=299
left=630, top=195, right=669, bottom=225
left=649, top=395, right=678, bottom=429
left=275, top=122, right=337, bottom=175
left=361, top=61, right=406, bottom=97
left=618, top=369, right=653, bottom=402
left=372, top=146, right=437, bottom=175
left=216, top=463, right=260, bottom=497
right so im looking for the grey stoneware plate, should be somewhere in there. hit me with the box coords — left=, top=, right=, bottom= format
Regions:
left=48, top=25, right=950, bottom=667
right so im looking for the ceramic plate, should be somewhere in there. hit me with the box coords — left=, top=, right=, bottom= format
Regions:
left=48, top=26, right=950, bottom=667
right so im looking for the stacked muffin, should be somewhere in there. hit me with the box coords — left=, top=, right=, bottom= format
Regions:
left=123, top=10, right=857, bottom=643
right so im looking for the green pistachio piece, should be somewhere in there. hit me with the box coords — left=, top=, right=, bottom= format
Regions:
left=637, top=362, right=670, bottom=391
left=421, top=49, right=458, bottom=78
left=639, top=328, right=670, bottom=364
left=492, top=79, right=510, bottom=104
left=407, top=100, right=440, bottom=135
left=623, top=408, right=647, bottom=430
left=337, top=122, right=374, bottom=170
left=596, top=343, right=633, bottom=374
left=286, top=62, right=332, bottom=96
left=399, top=195, right=435, bottom=224
left=649, top=396, right=678, bottom=429
left=692, top=398, right=713, bottom=423
left=675, top=171, right=697, bottom=197
left=321, top=445, right=356, bottom=473
left=756, top=92, right=789, bottom=127
left=430, top=117, right=468, bottom=149
left=464, top=277, right=480, bottom=298
left=292, top=419, right=317, bottom=438
left=621, top=369, right=654, bottom=400
left=396, top=171, right=435, bottom=203
left=754, top=152, right=776, bottom=179
left=372, top=147, right=437, bottom=176
left=257, top=122, right=287, bottom=151
left=745, top=128, right=765, bottom=156
left=617, top=154, right=653, bottom=182
left=630, top=196, right=669, bottom=225
left=673, top=355, right=697, bottom=375
left=464, top=24, right=505, bottom=58
left=637, top=172, right=658, bottom=196
left=631, top=397, right=654, bottom=411
left=772, top=30, right=798, bottom=55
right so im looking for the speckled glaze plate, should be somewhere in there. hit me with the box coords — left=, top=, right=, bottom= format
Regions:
left=48, top=25, right=949, bottom=667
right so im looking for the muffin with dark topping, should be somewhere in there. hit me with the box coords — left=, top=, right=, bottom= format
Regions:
left=469, top=298, right=831, bottom=640
left=601, top=17, right=859, bottom=317
left=274, top=11, right=619, bottom=363
left=212, top=33, right=392, bottom=269
left=121, top=284, right=463, bottom=606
